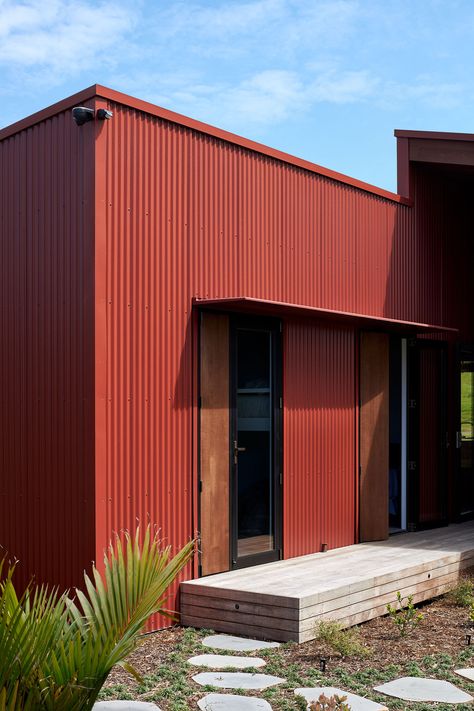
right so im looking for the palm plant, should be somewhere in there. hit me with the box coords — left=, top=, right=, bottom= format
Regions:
left=0, top=527, right=194, bottom=710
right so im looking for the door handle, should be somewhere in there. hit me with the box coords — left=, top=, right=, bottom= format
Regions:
left=233, top=440, right=246, bottom=465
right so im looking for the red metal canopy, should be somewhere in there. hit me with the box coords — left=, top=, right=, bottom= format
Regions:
left=193, top=297, right=458, bottom=334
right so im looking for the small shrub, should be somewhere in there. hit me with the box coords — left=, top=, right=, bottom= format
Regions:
left=448, top=579, right=474, bottom=607
left=309, top=693, right=350, bottom=710
left=386, top=591, right=424, bottom=637
left=315, top=620, right=370, bottom=658
left=469, top=600, right=474, bottom=624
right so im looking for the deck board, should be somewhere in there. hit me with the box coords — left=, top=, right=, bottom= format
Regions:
left=180, top=522, right=474, bottom=642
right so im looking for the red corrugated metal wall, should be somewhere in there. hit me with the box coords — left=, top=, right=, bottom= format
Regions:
left=0, top=110, right=96, bottom=591
left=99, top=102, right=449, bottom=625
left=283, top=320, right=356, bottom=557
left=2, top=90, right=467, bottom=621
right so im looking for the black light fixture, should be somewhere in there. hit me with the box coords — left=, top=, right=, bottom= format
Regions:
left=466, top=634, right=472, bottom=646
left=320, top=656, right=327, bottom=672
left=72, top=106, right=95, bottom=126
left=97, top=108, right=113, bottom=121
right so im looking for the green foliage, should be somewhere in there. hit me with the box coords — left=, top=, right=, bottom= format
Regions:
left=315, top=620, right=371, bottom=658
left=469, top=600, right=474, bottom=624
left=308, top=693, right=350, bottom=711
left=447, top=579, right=474, bottom=607
left=386, top=591, right=424, bottom=637
left=0, top=527, right=194, bottom=711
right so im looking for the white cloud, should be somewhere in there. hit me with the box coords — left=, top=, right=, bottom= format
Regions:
left=0, top=0, right=134, bottom=80
left=378, top=77, right=464, bottom=110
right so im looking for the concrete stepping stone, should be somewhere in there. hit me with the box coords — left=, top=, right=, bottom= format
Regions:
left=295, top=687, right=387, bottom=711
left=202, top=634, right=279, bottom=652
left=193, top=671, right=284, bottom=690
left=198, top=694, right=272, bottom=710
left=374, top=677, right=474, bottom=704
left=94, top=703, right=160, bottom=710
left=189, top=653, right=266, bottom=669
left=455, top=668, right=474, bottom=681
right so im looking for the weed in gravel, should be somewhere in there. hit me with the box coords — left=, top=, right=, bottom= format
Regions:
left=447, top=580, right=474, bottom=607
left=315, top=620, right=371, bottom=658
left=386, top=591, right=424, bottom=637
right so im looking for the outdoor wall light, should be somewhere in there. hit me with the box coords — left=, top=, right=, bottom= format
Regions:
left=97, top=108, right=113, bottom=121
left=72, top=107, right=95, bottom=126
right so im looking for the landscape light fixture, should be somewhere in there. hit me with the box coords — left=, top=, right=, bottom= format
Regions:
left=72, top=106, right=95, bottom=126
left=319, top=657, right=327, bottom=672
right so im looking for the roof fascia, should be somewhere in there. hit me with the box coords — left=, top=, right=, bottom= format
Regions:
left=395, top=129, right=474, bottom=143
left=98, top=85, right=412, bottom=205
left=0, top=85, right=99, bottom=142
left=0, top=83, right=411, bottom=205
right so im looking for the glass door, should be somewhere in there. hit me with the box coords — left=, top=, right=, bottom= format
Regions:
left=231, top=318, right=282, bottom=568
left=457, top=347, right=474, bottom=518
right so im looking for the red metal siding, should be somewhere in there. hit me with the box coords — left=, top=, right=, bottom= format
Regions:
left=0, top=111, right=96, bottom=591
left=283, top=320, right=356, bottom=557
left=98, top=103, right=457, bottom=626
left=4, top=88, right=470, bottom=619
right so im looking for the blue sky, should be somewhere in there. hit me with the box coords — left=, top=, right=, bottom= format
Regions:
left=1, top=0, right=473, bottom=191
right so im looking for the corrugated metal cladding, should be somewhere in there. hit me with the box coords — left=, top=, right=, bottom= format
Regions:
left=100, top=102, right=429, bottom=625
left=283, top=320, right=356, bottom=558
left=3, top=92, right=468, bottom=628
left=0, top=110, right=96, bottom=591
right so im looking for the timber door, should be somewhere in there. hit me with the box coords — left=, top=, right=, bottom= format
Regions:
left=407, top=339, right=448, bottom=529
left=359, top=331, right=390, bottom=542
left=456, top=346, right=474, bottom=520
left=230, top=317, right=282, bottom=568
left=199, top=312, right=231, bottom=576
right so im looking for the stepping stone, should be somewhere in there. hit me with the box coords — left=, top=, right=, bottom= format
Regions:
left=295, top=687, right=387, bottom=711
left=202, top=634, right=279, bottom=652
left=193, top=672, right=284, bottom=690
left=94, top=703, right=160, bottom=710
left=198, top=694, right=272, bottom=710
left=188, top=654, right=266, bottom=669
left=374, top=677, right=473, bottom=704
left=455, top=668, right=474, bottom=681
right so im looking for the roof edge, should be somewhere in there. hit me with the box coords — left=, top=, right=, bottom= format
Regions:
left=1, top=82, right=409, bottom=205
left=395, top=128, right=474, bottom=143
left=95, top=85, right=408, bottom=204
left=0, top=85, right=99, bottom=142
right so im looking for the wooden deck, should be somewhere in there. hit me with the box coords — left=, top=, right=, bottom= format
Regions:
left=180, top=522, right=474, bottom=642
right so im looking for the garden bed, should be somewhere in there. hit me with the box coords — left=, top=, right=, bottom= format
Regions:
left=101, top=571, right=474, bottom=710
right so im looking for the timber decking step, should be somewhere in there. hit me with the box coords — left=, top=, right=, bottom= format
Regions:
left=180, top=521, right=474, bottom=642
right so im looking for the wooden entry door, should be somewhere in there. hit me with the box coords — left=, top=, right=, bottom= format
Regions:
left=359, top=331, right=390, bottom=542
left=407, top=339, right=448, bottom=529
left=230, top=317, right=282, bottom=569
left=199, top=311, right=230, bottom=576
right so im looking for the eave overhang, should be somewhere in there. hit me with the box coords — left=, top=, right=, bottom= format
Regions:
left=193, top=297, right=458, bottom=335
